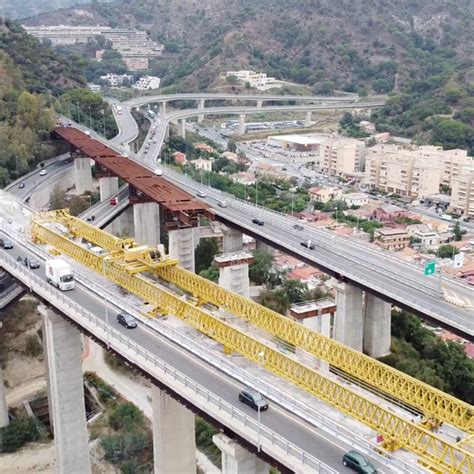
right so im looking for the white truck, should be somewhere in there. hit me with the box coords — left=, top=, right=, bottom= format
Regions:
left=45, top=259, right=75, bottom=291
left=116, top=105, right=123, bottom=115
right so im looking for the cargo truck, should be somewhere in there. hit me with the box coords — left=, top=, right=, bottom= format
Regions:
left=45, top=259, right=75, bottom=291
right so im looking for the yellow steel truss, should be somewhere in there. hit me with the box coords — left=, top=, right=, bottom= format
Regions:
left=30, top=212, right=474, bottom=473
left=44, top=211, right=474, bottom=434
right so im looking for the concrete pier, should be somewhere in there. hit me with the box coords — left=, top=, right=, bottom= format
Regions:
left=160, top=102, right=167, bottom=116
left=169, top=228, right=195, bottom=272
left=74, top=157, right=93, bottom=194
left=0, top=366, right=9, bottom=427
left=213, top=433, right=269, bottom=474
left=152, top=386, right=196, bottom=474
left=238, top=114, right=246, bottom=135
left=41, top=307, right=91, bottom=474
left=180, top=119, right=186, bottom=138
left=304, top=111, right=312, bottom=127
left=222, top=227, right=243, bottom=253
left=257, top=100, right=263, bottom=108
left=133, top=202, right=161, bottom=246
left=215, top=251, right=254, bottom=297
left=363, top=294, right=391, bottom=358
left=334, top=282, right=364, bottom=352
left=255, top=240, right=276, bottom=256
left=99, top=176, right=119, bottom=201
left=197, top=99, right=205, bottom=123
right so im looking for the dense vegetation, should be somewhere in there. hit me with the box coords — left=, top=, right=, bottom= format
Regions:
left=3, top=0, right=91, bottom=19
left=381, top=311, right=474, bottom=404
left=0, top=417, right=44, bottom=453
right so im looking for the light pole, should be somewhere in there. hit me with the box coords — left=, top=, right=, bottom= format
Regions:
left=102, top=109, right=106, bottom=137
left=255, top=179, right=258, bottom=207
left=88, top=106, right=92, bottom=130
left=291, top=188, right=295, bottom=218
left=103, top=258, right=110, bottom=347
left=256, top=350, right=264, bottom=452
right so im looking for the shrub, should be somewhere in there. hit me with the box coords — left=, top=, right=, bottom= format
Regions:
left=108, top=402, right=145, bottom=431
left=25, top=335, right=42, bottom=357
left=101, top=432, right=149, bottom=464
left=0, top=417, right=42, bottom=453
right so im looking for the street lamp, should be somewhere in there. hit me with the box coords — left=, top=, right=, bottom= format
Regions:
left=256, top=350, right=265, bottom=452
left=88, top=106, right=92, bottom=130
left=101, top=109, right=106, bottom=137
left=255, top=179, right=258, bottom=207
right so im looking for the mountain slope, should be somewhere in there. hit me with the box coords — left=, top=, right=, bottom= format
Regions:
left=3, top=0, right=91, bottom=20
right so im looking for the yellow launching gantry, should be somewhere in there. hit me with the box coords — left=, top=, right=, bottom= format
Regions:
left=30, top=210, right=474, bottom=473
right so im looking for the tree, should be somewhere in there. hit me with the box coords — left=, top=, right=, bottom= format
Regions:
left=199, top=266, right=218, bottom=282
left=227, top=140, right=237, bottom=153
left=452, top=221, right=466, bottom=241
left=249, top=249, right=274, bottom=285
left=282, top=278, right=308, bottom=304
left=436, top=244, right=459, bottom=259
left=195, top=238, right=219, bottom=274
left=108, top=402, right=145, bottom=431
left=49, top=184, right=66, bottom=210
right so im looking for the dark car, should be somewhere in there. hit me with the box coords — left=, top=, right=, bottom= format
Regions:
left=252, top=218, right=264, bottom=226
left=24, top=257, right=40, bottom=269
left=0, top=239, right=14, bottom=249
left=238, top=389, right=269, bottom=412
left=342, top=450, right=377, bottom=473
left=301, top=240, right=315, bottom=250
left=117, top=312, right=138, bottom=329
left=293, top=224, right=304, bottom=231
left=86, top=215, right=96, bottom=222
left=18, top=182, right=25, bottom=189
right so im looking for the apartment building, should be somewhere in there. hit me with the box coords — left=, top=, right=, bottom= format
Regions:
left=374, top=228, right=410, bottom=251
left=321, top=138, right=365, bottom=176
left=100, top=73, right=133, bottom=86
left=365, top=145, right=441, bottom=199
left=132, top=76, right=161, bottom=90
left=450, top=165, right=474, bottom=220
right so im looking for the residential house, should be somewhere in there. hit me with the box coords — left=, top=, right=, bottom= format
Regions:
left=342, top=192, right=369, bottom=208
left=406, top=224, right=440, bottom=250
left=191, top=158, right=213, bottom=172
left=195, top=143, right=215, bottom=154
left=172, top=151, right=187, bottom=165
left=372, top=205, right=410, bottom=223
left=374, top=227, right=410, bottom=251
left=231, top=172, right=256, bottom=185
left=308, top=186, right=342, bottom=204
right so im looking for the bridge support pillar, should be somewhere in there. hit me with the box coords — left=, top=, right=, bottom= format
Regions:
left=256, top=240, right=276, bottom=256
left=197, top=99, right=205, bottom=123
left=304, top=111, right=312, bottom=127
left=334, top=282, right=364, bottom=352
left=257, top=100, right=263, bottom=108
left=133, top=202, right=161, bottom=246
left=213, top=433, right=270, bottom=474
left=40, top=307, right=91, bottom=474
left=151, top=386, right=196, bottom=474
left=180, top=119, right=186, bottom=138
left=74, top=156, right=93, bottom=194
left=0, top=366, right=9, bottom=427
left=215, top=251, right=253, bottom=297
left=222, top=227, right=243, bottom=253
left=363, top=294, right=391, bottom=358
left=169, top=228, right=195, bottom=272
left=238, top=114, right=246, bottom=135
left=99, top=176, right=119, bottom=201
left=160, top=101, right=167, bottom=116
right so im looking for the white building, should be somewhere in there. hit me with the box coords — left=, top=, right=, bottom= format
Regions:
left=406, top=224, right=440, bottom=250
left=221, top=70, right=278, bottom=90
left=132, top=76, right=161, bottom=90
left=100, top=73, right=133, bottom=86
left=342, top=193, right=369, bottom=207
left=191, top=158, right=213, bottom=172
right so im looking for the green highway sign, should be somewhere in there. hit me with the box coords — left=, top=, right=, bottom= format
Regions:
left=424, top=260, right=436, bottom=276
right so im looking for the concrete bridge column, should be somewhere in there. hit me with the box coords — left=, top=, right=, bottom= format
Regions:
left=40, top=307, right=91, bottom=474
left=133, top=202, right=161, bottom=246
left=197, top=99, right=205, bottom=123
left=152, top=386, right=196, bottom=474
left=0, top=366, right=9, bottom=427
left=99, top=176, right=119, bottom=201
left=257, top=100, right=263, bottom=108
left=256, top=240, right=276, bottom=256
left=74, top=156, right=93, bottom=194
left=304, top=111, right=312, bottom=127
left=160, top=101, right=167, bottom=116
left=363, top=294, right=391, bottom=358
left=180, top=119, right=186, bottom=138
left=213, top=433, right=270, bottom=474
left=215, top=251, right=253, bottom=297
left=222, top=227, right=243, bottom=253
left=168, top=228, right=195, bottom=272
left=334, top=281, right=364, bottom=352
left=239, top=114, right=246, bottom=135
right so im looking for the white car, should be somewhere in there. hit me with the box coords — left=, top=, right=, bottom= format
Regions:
left=39, top=169, right=47, bottom=176
left=154, top=169, right=163, bottom=176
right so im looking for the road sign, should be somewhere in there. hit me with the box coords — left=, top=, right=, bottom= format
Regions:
left=424, top=260, right=436, bottom=275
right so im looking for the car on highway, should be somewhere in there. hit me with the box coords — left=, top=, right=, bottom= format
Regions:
left=0, top=239, right=14, bottom=249
left=238, top=388, right=268, bottom=412
left=293, top=224, right=304, bottom=231
left=217, top=200, right=228, bottom=208
left=86, top=215, right=96, bottom=222
left=18, top=182, right=25, bottom=189
left=342, top=450, right=377, bottom=473
left=301, top=240, right=315, bottom=250
left=39, top=169, right=47, bottom=176
left=116, top=312, right=138, bottom=329
left=197, top=191, right=207, bottom=198
left=252, top=218, right=264, bottom=226
left=109, top=197, right=118, bottom=206
left=154, top=169, right=163, bottom=176
left=23, top=257, right=40, bottom=269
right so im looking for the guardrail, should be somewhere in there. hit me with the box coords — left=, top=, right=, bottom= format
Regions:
left=0, top=250, right=338, bottom=474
